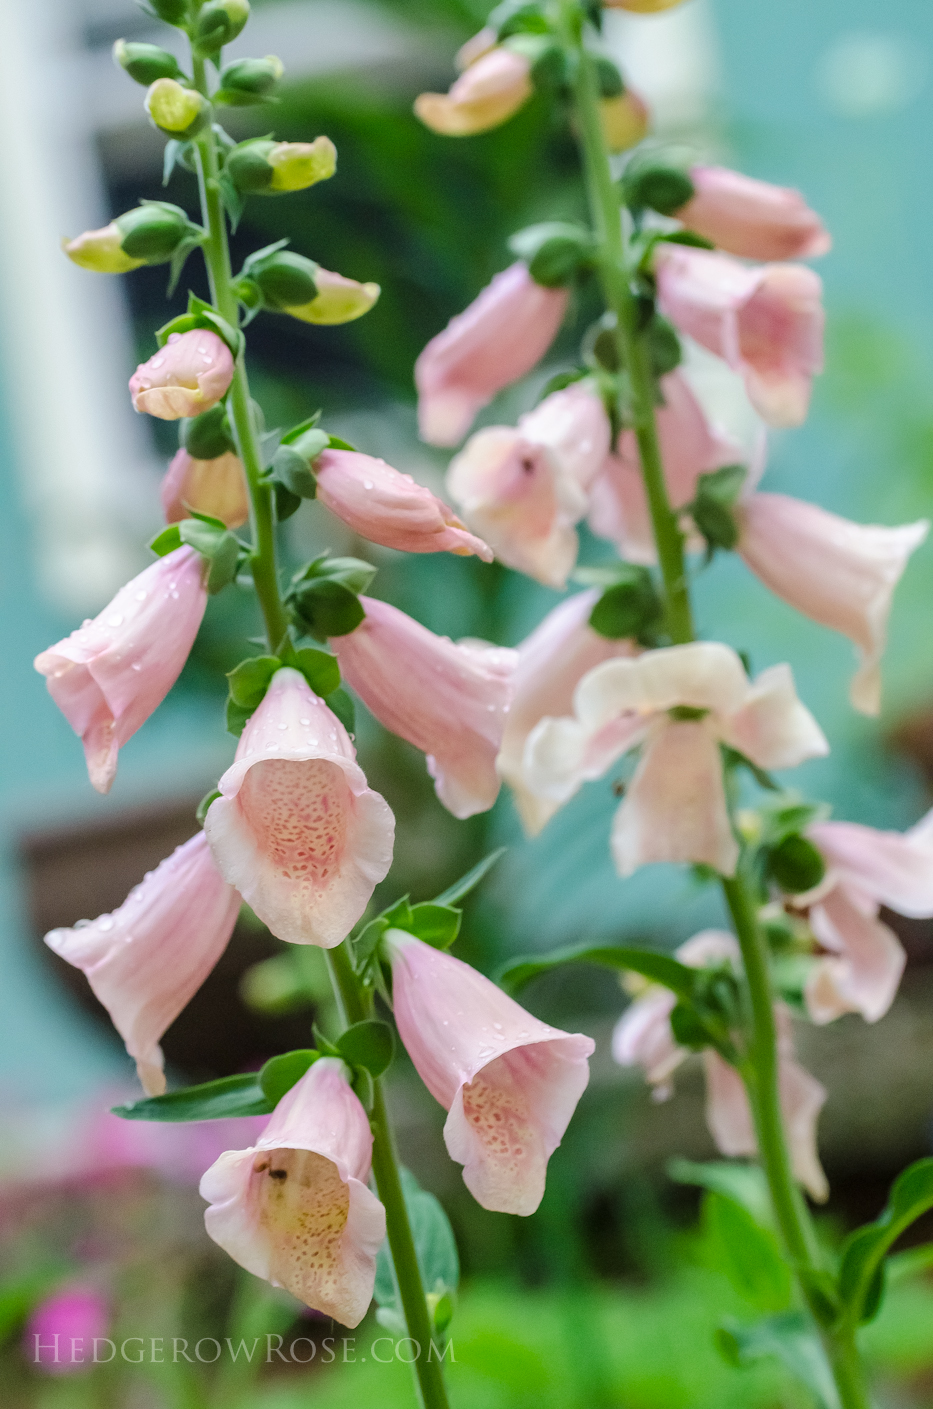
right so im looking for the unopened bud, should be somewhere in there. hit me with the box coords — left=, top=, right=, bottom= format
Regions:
left=604, top=0, right=686, bottom=9
left=767, top=834, right=826, bottom=895
left=149, top=0, right=190, bottom=24
left=622, top=163, right=694, bottom=215
left=217, top=55, right=283, bottom=104
left=414, top=46, right=533, bottom=136
left=115, top=202, right=201, bottom=263
left=113, top=40, right=183, bottom=86
left=193, top=0, right=250, bottom=57
left=283, top=268, right=380, bottom=326
left=241, top=250, right=320, bottom=308
left=62, top=224, right=144, bottom=274
left=145, top=78, right=210, bottom=138
left=225, top=137, right=336, bottom=194
left=600, top=90, right=650, bottom=152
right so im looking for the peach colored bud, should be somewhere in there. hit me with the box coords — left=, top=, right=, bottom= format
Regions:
left=677, top=166, right=831, bottom=261
left=62, top=223, right=144, bottom=274
left=415, top=47, right=533, bottom=137
left=600, top=90, right=650, bottom=152
left=161, top=448, right=250, bottom=529
left=130, top=329, right=235, bottom=420
left=604, top=0, right=686, bottom=10
left=284, top=268, right=380, bottom=326
left=456, top=27, right=497, bottom=71
left=268, top=136, right=337, bottom=191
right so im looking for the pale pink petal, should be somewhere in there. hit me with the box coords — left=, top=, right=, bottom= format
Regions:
left=160, top=449, right=249, bottom=529
left=806, top=885, right=906, bottom=1024
left=130, top=330, right=234, bottom=421
left=415, top=47, right=533, bottom=137
left=517, top=381, right=612, bottom=493
left=574, top=642, right=750, bottom=729
left=204, top=669, right=394, bottom=946
left=809, top=813, right=933, bottom=916
left=611, top=987, right=681, bottom=1090
left=720, top=662, right=829, bottom=770
left=522, top=712, right=648, bottom=811
left=677, top=166, right=831, bottom=262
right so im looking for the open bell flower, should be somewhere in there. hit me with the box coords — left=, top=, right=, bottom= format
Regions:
left=654, top=244, right=824, bottom=427
left=385, top=930, right=594, bottom=1215
left=204, top=668, right=394, bottom=947
left=161, top=447, right=250, bottom=529
left=414, top=46, right=533, bottom=137
left=45, top=832, right=240, bottom=1096
left=415, top=262, right=569, bottom=447
left=332, top=596, right=516, bottom=818
left=315, top=448, right=492, bottom=560
left=201, top=1058, right=385, bottom=1326
left=130, top=329, right=234, bottom=420
left=523, top=641, right=828, bottom=877
left=674, top=166, right=831, bottom=262
left=447, top=381, right=611, bottom=587
left=737, top=493, right=928, bottom=716
left=34, top=546, right=208, bottom=794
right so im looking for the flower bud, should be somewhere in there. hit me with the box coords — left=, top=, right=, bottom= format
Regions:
left=193, top=0, right=250, bottom=56
left=149, top=0, right=190, bottom=24
left=113, top=39, right=183, bottom=86
left=225, top=137, right=337, bottom=194
left=601, top=90, right=650, bottom=152
left=283, top=268, right=380, bottom=326
left=622, top=163, right=695, bottom=215
left=242, top=249, right=320, bottom=309
left=114, top=202, right=201, bottom=264
left=145, top=78, right=210, bottom=138
left=604, top=0, right=686, bottom=9
left=161, top=448, right=250, bottom=528
left=217, top=55, right=283, bottom=104
left=181, top=403, right=236, bottom=459
left=767, top=834, right=826, bottom=895
left=415, top=46, right=533, bottom=136
left=62, top=224, right=144, bottom=274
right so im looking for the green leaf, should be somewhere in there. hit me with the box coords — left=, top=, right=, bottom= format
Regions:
left=375, top=1168, right=459, bottom=1319
left=838, top=1157, right=933, bottom=1325
left=112, top=1074, right=272, bottom=1122
left=325, top=686, right=355, bottom=734
left=336, top=1020, right=394, bottom=1077
left=646, top=315, right=682, bottom=377
left=149, top=524, right=183, bottom=557
left=290, top=579, right=365, bottom=639
left=497, top=943, right=696, bottom=997
left=716, top=1312, right=841, bottom=1409
left=258, top=1049, right=319, bottom=1107
left=293, top=647, right=340, bottom=698
left=226, top=696, right=255, bottom=737
left=667, top=1158, right=773, bottom=1228
left=271, top=444, right=319, bottom=498
left=589, top=566, right=663, bottom=642
left=292, top=554, right=377, bottom=595
left=273, top=481, right=302, bottom=522
left=689, top=464, right=748, bottom=556
left=431, top=848, right=506, bottom=906
left=227, top=655, right=280, bottom=710
left=326, top=435, right=358, bottom=453
left=508, top=221, right=595, bottom=288
left=703, top=1192, right=792, bottom=1312
left=406, top=903, right=462, bottom=950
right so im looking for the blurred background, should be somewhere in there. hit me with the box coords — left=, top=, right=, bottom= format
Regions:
left=2, top=0, right=933, bottom=1404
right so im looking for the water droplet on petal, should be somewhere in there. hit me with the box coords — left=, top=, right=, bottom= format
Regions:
left=107, top=615, right=124, bottom=628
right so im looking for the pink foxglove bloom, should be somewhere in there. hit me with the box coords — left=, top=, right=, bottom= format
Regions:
left=675, top=166, right=831, bottom=262
left=34, top=546, right=208, bottom=794
left=45, top=832, right=240, bottom=1096
left=314, top=448, right=492, bottom=560
left=654, top=244, right=824, bottom=427
left=447, top=381, right=611, bottom=587
left=415, top=263, right=569, bottom=447
left=130, top=329, right=234, bottom=420
left=414, top=47, right=533, bottom=138
left=332, top=596, right=516, bottom=819
left=204, top=668, right=394, bottom=947
left=201, top=1058, right=385, bottom=1326
left=737, top=493, right=928, bottom=716
left=497, top=589, right=635, bottom=833
left=386, top=930, right=594, bottom=1215
left=160, top=448, right=250, bottom=529
left=27, top=1288, right=109, bottom=1374
left=523, top=641, right=827, bottom=876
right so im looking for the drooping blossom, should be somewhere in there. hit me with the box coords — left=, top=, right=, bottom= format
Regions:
left=654, top=244, right=824, bottom=427
left=447, top=381, right=611, bottom=587
left=34, top=546, right=208, bottom=794
left=160, top=448, right=250, bottom=529
left=496, top=590, right=635, bottom=833
left=26, top=1288, right=110, bottom=1374
left=414, top=46, right=533, bottom=137
left=45, top=832, right=241, bottom=1096
left=314, top=449, right=492, bottom=560
left=737, top=494, right=928, bottom=716
left=674, top=166, right=831, bottom=262
left=332, top=596, right=516, bottom=819
left=385, top=930, right=594, bottom=1215
left=201, top=1059, right=386, bottom=1326
left=204, top=668, right=394, bottom=946
left=523, top=641, right=828, bottom=876
left=415, top=263, right=569, bottom=447
left=130, top=329, right=234, bottom=420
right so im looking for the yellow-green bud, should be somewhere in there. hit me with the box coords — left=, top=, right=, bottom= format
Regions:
left=115, top=202, right=202, bottom=264
left=145, top=78, right=210, bottom=137
left=216, top=55, right=283, bottom=105
left=62, top=224, right=145, bottom=274
left=241, top=249, right=319, bottom=309
left=225, top=136, right=336, bottom=195
left=149, top=0, right=190, bottom=25
left=285, top=268, right=380, bottom=326
left=113, top=39, right=183, bottom=86
left=193, top=0, right=250, bottom=57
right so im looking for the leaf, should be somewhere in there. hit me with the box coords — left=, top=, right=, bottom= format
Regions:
left=227, top=654, right=280, bottom=709
left=293, top=647, right=340, bottom=698
left=497, top=943, right=696, bottom=997
left=667, top=1157, right=773, bottom=1228
left=290, top=579, right=365, bottom=639
left=589, top=567, right=663, bottom=642
left=258, top=1049, right=319, bottom=1107
left=150, top=524, right=183, bottom=557
left=176, top=515, right=243, bottom=594
left=375, top=1168, right=459, bottom=1320
left=112, top=1074, right=272, bottom=1122
left=226, top=696, right=254, bottom=738
left=217, top=169, right=245, bottom=231
left=703, top=1193, right=792, bottom=1312
left=406, top=903, right=461, bottom=950
left=325, top=686, right=355, bottom=734
left=431, top=848, right=506, bottom=906
left=838, top=1157, right=933, bottom=1325
left=716, top=1312, right=841, bottom=1409
left=688, top=464, right=748, bottom=556
left=336, top=1020, right=394, bottom=1077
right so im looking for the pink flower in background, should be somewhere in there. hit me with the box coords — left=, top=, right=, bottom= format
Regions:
left=737, top=494, right=928, bottom=716
left=447, top=381, right=611, bottom=586
left=44, top=832, right=241, bottom=1096
left=314, top=448, right=492, bottom=559
left=385, top=930, right=594, bottom=1216
left=201, top=1059, right=385, bottom=1326
left=675, top=166, right=831, bottom=261
left=654, top=244, right=824, bottom=427
left=415, top=263, right=569, bottom=446
left=160, top=448, right=250, bottom=528
left=34, top=546, right=207, bottom=794
left=205, top=668, right=394, bottom=946
left=414, top=46, right=534, bottom=138
left=333, top=596, right=516, bottom=818
left=26, top=1287, right=109, bottom=1374
left=130, top=329, right=234, bottom=420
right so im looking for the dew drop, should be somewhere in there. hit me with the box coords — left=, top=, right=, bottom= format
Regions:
left=363, top=480, right=373, bottom=490
left=107, top=615, right=124, bottom=628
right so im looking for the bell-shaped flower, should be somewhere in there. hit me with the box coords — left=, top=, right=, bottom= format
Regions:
left=674, top=166, right=831, bottom=262
left=314, top=449, right=492, bottom=560
left=737, top=493, right=928, bottom=716
left=523, top=641, right=828, bottom=876
left=415, top=263, right=569, bottom=447
left=161, top=447, right=250, bottom=529
left=130, top=329, right=234, bottom=420
left=204, top=668, right=394, bottom=947
left=654, top=244, right=824, bottom=427
left=414, top=46, right=533, bottom=137
left=35, top=546, right=208, bottom=794
left=497, top=590, right=635, bottom=834
left=201, top=1058, right=386, bottom=1326
left=447, top=382, right=611, bottom=587
left=44, top=832, right=240, bottom=1096
left=385, top=930, right=594, bottom=1215
left=332, top=597, right=516, bottom=819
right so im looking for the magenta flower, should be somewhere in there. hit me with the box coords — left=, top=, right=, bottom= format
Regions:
left=45, top=832, right=240, bottom=1096
left=34, top=546, right=207, bottom=794
left=676, top=165, right=831, bottom=262
left=201, top=1059, right=385, bottom=1326
left=204, top=668, right=394, bottom=946
left=385, top=931, right=594, bottom=1215
left=161, top=447, right=250, bottom=529
left=333, top=596, right=516, bottom=818
left=130, top=329, right=234, bottom=420
left=415, top=263, right=569, bottom=446
left=26, top=1288, right=109, bottom=1374
left=314, top=448, right=492, bottom=559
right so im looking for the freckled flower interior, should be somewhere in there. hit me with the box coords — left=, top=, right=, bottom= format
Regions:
left=239, top=758, right=349, bottom=890
left=253, top=1148, right=352, bottom=1315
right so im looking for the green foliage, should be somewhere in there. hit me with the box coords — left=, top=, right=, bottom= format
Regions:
left=336, top=1019, right=395, bottom=1077
left=431, top=847, right=506, bottom=906
left=181, top=403, right=236, bottom=459
left=717, top=1313, right=840, bottom=1409
left=151, top=510, right=244, bottom=594
left=374, top=1168, right=460, bottom=1338
left=838, top=1157, right=933, bottom=1326
left=766, top=834, right=825, bottom=894
left=588, top=564, right=664, bottom=642
left=687, top=464, right=748, bottom=557
left=508, top=221, right=595, bottom=287
left=703, top=1193, right=793, bottom=1313
left=498, top=942, right=697, bottom=996
left=112, top=1073, right=272, bottom=1122
left=622, top=163, right=695, bottom=216
left=286, top=553, right=376, bottom=639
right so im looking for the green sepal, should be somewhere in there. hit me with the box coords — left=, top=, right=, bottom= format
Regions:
left=156, top=292, right=244, bottom=359
left=504, top=33, right=571, bottom=91
left=687, top=463, right=748, bottom=557
left=227, top=654, right=281, bottom=709
left=589, top=565, right=664, bottom=643
left=622, top=162, right=695, bottom=216
left=336, top=1020, right=394, bottom=1078
left=149, top=525, right=183, bottom=557
left=509, top=221, right=595, bottom=288
left=181, top=403, right=236, bottom=459
left=258, top=1049, right=319, bottom=1107
left=646, top=314, right=682, bottom=376
left=766, top=834, right=826, bottom=895
left=273, top=481, right=302, bottom=522
left=431, top=848, right=506, bottom=907
left=287, top=554, right=375, bottom=640
left=488, top=0, right=551, bottom=39
left=196, top=788, right=222, bottom=824
left=324, top=686, right=355, bottom=734
left=292, top=646, right=341, bottom=698
left=112, top=1073, right=272, bottom=1122
left=226, top=697, right=255, bottom=737
left=594, top=54, right=624, bottom=98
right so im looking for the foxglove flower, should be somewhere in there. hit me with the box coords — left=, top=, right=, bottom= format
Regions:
left=35, top=546, right=208, bottom=794
left=416, top=263, right=569, bottom=447
left=130, top=329, right=234, bottom=420
left=204, top=668, right=394, bottom=946
left=385, top=930, right=594, bottom=1215
left=654, top=244, right=824, bottom=427
left=45, top=832, right=240, bottom=1096
left=161, top=448, right=250, bottom=529
left=675, top=166, right=831, bottom=262
left=414, top=46, right=533, bottom=137
left=523, top=641, right=828, bottom=876
left=315, top=449, right=492, bottom=560
left=27, top=1289, right=110, bottom=1374
left=201, top=1059, right=386, bottom=1326
left=333, top=597, right=516, bottom=818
